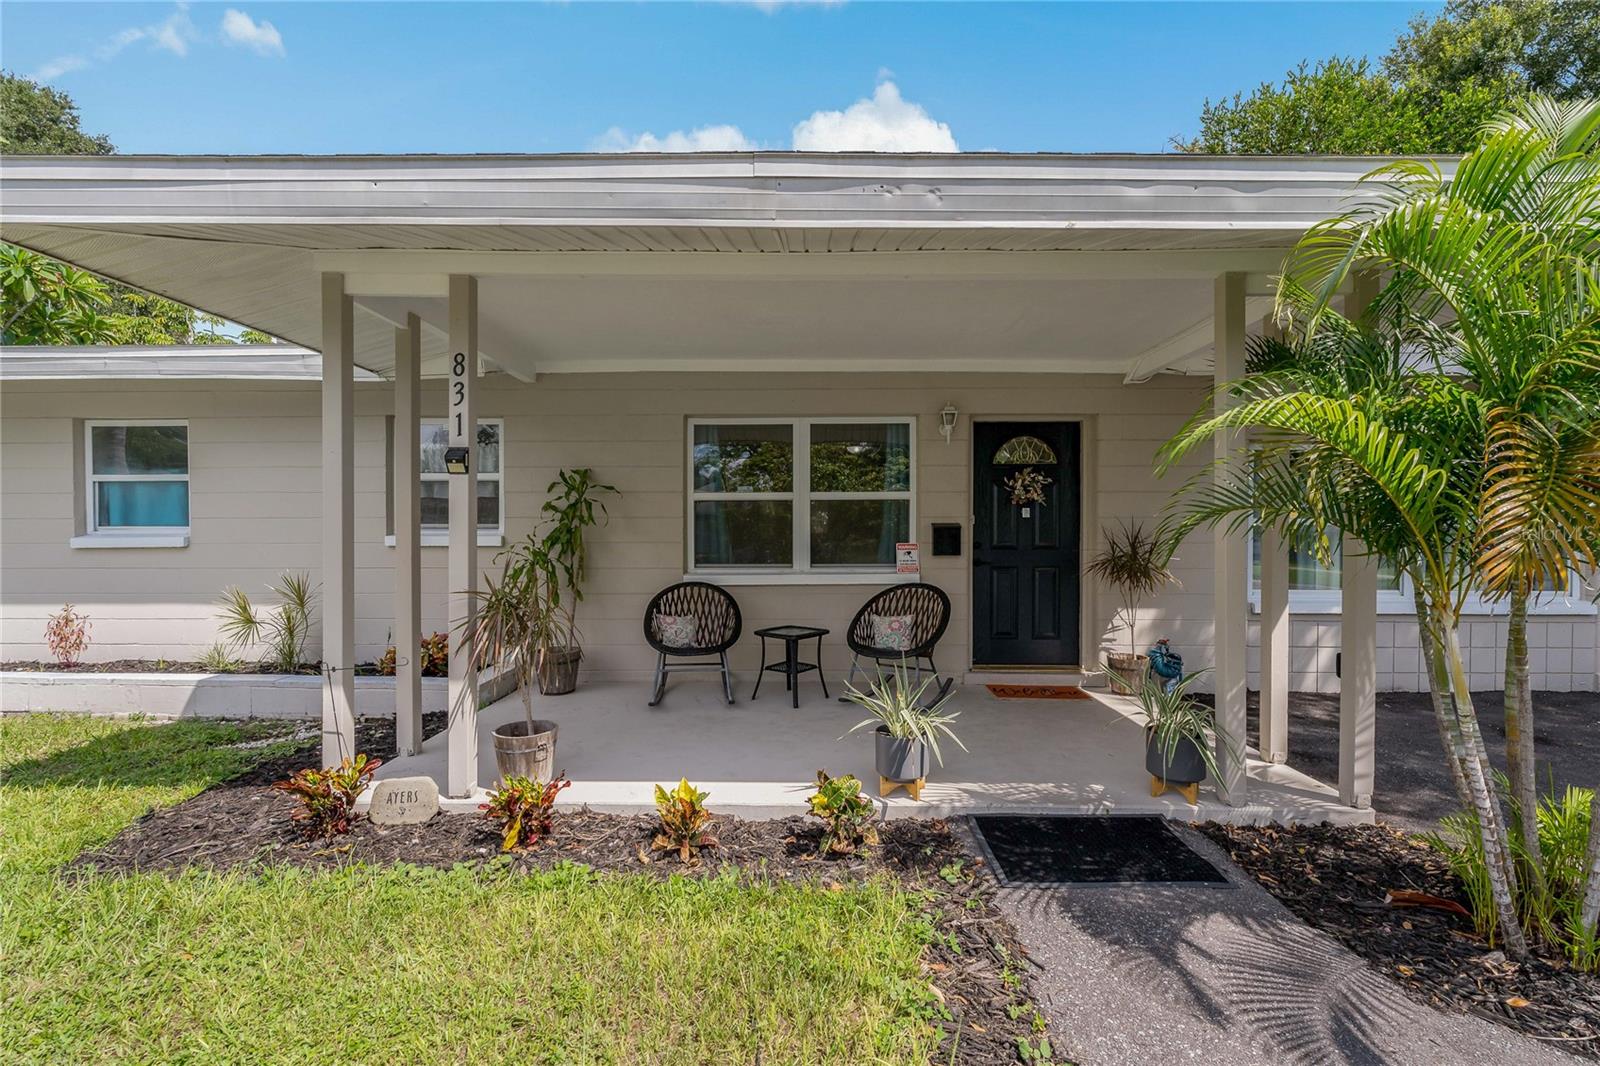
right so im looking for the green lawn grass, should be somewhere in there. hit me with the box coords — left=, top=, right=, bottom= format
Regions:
left=0, top=714, right=943, bottom=1064
left=0, top=714, right=302, bottom=874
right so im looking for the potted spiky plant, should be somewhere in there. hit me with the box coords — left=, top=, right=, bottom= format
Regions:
left=843, top=664, right=965, bottom=800
left=1086, top=522, right=1176, bottom=694
left=458, top=537, right=573, bottom=783
left=1136, top=668, right=1236, bottom=805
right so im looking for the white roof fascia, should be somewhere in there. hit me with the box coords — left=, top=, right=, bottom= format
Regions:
left=0, top=345, right=382, bottom=381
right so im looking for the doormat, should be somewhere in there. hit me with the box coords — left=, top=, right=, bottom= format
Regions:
left=971, top=815, right=1231, bottom=886
left=984, top=684, right=1091, bottom=700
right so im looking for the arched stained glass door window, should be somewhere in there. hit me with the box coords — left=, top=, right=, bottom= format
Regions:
left=992, top=435, right=1057, bottom=465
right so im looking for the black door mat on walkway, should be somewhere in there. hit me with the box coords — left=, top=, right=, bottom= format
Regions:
left=971, top=815, right=1231, bottom=887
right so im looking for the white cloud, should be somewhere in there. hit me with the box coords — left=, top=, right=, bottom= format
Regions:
left=220, top=9, right=286, bottom=58
left=736, top=0, right=846, bottom=12
left=791, top=81, right=957, bottom=152
left=34, top=54, right=88, bottom=81
left=593, top=124, right=757, bottom=153
left=31, top=3, right=285, bottom=82
left=145, top=5, right=198, bottom=56
left=591, top=79, right=959, bottom=155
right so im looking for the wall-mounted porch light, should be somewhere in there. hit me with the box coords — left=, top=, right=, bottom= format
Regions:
left=938, top=404, right=958, bottom=445
left=443, top=446, right=471, bottom=475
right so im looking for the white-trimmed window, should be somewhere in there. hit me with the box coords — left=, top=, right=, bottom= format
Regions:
left=1249, top=526, right=1595, bottom=616
left=688, top=418, right=914, bottom=575
left=84, top=421, right=189, bottom=534
left=420, top=418, right=502, bottom=533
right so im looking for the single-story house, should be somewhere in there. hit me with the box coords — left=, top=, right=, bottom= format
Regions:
left=2, top=152, right=1594, bottom=815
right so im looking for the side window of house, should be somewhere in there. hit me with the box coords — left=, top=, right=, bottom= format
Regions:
left=1250, top=528, right=1401, bottom=592
left=689, top=419, right=913, bottom=572
left=418, top=419, right=502, bottom=532
left=86, top=422, right=189, bottom=532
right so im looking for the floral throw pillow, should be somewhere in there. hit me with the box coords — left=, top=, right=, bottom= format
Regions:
left=655, top=613, right=699, bottom=649
left=870, top=613, right=915, bottom=652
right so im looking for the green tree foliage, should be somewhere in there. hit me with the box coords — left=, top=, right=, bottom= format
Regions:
left=0, top=245, right=117, bottom=344
left=1176, top=1, right=1599, bottom=153
left=0, top=72, right=112, bottom=155
left=1177, top=57, right=1504, bottom=154
left=0, top=71, right=268, bottom=346
left=1387, top=0, right=1600, bottom=100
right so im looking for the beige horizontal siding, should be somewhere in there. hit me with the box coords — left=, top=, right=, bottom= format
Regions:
left=4, top=372, right=1594, bottom=694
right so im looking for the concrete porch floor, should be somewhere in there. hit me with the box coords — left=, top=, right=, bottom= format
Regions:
left=364, top=678, right=1374, bottom=825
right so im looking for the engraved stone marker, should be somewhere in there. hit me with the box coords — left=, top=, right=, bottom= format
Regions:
left=367, top=775, right=439, bottom=826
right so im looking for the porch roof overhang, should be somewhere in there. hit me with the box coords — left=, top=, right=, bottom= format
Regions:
left=1, top=151, right=1444, bottom=380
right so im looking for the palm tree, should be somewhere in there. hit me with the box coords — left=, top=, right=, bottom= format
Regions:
left=1160, top=304, right=1534, bottom=956
left=1283, top=95, right=1600, bottom=928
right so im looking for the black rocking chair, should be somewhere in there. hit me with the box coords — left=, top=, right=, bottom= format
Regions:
left=844, top=582, right=952, bottom=690
left=644, top=581, right=742, bottom=706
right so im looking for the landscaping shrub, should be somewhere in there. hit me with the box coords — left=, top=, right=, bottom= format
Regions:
left=376, top=632, right=449, bottom=677
left=217, top=572, right=317, bottom=672
left=43, top=604, right=91, bottom=666
left=808, top=770, right=878, bottom=855
left=272, top=754, right=380, bottom=838
left=1426, top=778, right=1598, bottom=971
left=652, top=778, right=717, bottom=862
left=481, top=773, right=570, bottom=851
left=197, top=642, right=242, bottom=673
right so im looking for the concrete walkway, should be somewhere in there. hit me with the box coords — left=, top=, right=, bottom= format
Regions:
left=984, top=825, right=1582, bottom=1066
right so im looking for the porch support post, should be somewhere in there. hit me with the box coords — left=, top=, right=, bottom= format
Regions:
left=1339, top=533, right=1378, bottom=808
left=320, top=272, right=357, bottom=767
left=393, top=314, right=423, bottom=756
left=1259, top=526, right=1290, bottom=763
left=1213, top=272, right=1249, bottom=804
left=446, top=275, right=480, bottom=797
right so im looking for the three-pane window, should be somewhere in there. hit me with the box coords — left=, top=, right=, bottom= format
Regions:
left=689, top=419, right=913, bottom=571
left=86, top=422, right=189, bottom=532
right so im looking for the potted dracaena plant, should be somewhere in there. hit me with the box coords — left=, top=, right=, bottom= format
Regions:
left=1137, top=668, right=1237, bottom=806
left=535, top=468, right=618, bottom=695
left=1085, top=521, right=1177, bottom=694
left=842, top=664, right=965, bottom=800
left=458, top=536, right=573, bottom=782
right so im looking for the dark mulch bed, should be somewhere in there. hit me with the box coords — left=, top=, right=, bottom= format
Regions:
left=1200, top=821, right=1600, bottom=1058
left=1, top=659, right=435, bottom=677
left=71, top=715, right=1047, bottom=1064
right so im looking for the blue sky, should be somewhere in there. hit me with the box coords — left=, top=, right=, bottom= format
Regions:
left=3, top=2, right=1441, bottom=154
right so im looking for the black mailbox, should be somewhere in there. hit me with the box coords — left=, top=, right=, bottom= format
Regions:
left=931, top=523, right=962, bottom=557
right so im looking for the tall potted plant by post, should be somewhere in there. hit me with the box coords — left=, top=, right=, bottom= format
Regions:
left=459, top=537, right=573, bottom=782
left=537, top=468, right=618, bottom=695
left=1086, top=521, right=1176, bottom=694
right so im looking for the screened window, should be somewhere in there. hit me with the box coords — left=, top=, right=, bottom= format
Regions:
left=420, top=419, right=502, bottom=531
left=689, top=418, right=913, bottom=572
left=86, top=422, right=189, bottom=532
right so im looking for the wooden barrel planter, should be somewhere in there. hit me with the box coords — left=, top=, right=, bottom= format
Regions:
left=492, top=719, right=557, bottom=782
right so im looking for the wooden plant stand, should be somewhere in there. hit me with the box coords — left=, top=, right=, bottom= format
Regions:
left=879, top=775, right=925, bottom=801
left=1150, top=775, right=1199, bottom=806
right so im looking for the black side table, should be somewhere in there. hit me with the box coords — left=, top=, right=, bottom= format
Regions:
left=752, top=625, right=830, bottom=708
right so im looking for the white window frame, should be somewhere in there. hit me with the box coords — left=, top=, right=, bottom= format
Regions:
left=385, top=417, right=504, bottom=548
left=686, top=416, right=916, bottom=583
left=1247, top=523, right=1595, bottom=617
left=82, top=419, right=190, bottom=537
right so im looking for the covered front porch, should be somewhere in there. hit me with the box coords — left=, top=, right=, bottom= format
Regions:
left=0, top=152, right=1392, bottom=822
left=365, top=678, right=1371, bottom=825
